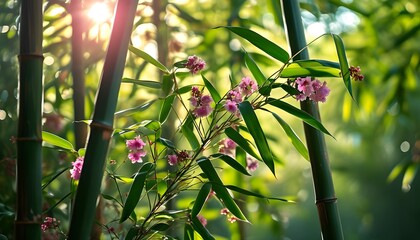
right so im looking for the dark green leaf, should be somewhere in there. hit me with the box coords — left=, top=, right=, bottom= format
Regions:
left=115, top=100, right=157, bottom=117
left=162, top=74, right=174, bottom=96
left=181, top=114, right=200, bottom=150
left=121, top=78, right=162, bottom=89
left=245, top=52, right=266, bottom=85
left=128, top=45, right=169, bottom=73
left=225, top=127, right=261, bottom=161
left=150, top=223, right=171, bottom=231
left=120, top=162, right=154, bottom=223
left=219, top=26, right=290, bottom=63
left=225, top=185, right=292, bottom=202
left=191, top=217, right=215, bottom=240
left=125, top=226, right=140, bottom=240
left=191, top=183, right=212, bottom=216
left=332, top=34, right=353, bottom=98
left=156, top=137, right=176, bottom=149
left=184, top=223, right=195, bottom=240
left=42, top=131, right=74, bottom=151
left=239, top=101, right=275, bottom=175
left=267, top=98, right=333, bottom=137
left=202, top=74, right=221, bottom=102
left=42, top=167, right=69, bottom=190
left=197, top=157, right=248, bottom=222
left=270, top=112, right=309, bottom=160
left=159, top=95, right=176, bottom=123
left=210, top=153, right=250, bottom=176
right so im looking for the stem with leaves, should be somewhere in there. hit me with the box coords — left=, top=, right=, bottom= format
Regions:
left=280, top=0, right=344, bottom=239
left=67, top=0, right=139, bottom=239
left=15, top=0, right=43, bottom=239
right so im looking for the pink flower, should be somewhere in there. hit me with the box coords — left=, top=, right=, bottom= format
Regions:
left=238, top=76, right=258, bottom=96
left=310, top=81, right=330, bottom=103
left=190, top=87, right=213, bottom=117
left=296, top=76, right=313, bottom=96
left=246, top=156, right=259, bottom=172
left=197, top=215, right=207, bottom=226
left=70, top=156, right=84, bottom=180
left=41, top=217, right=60, bottom=232
left=349, top=66, right=364, bottom=81
left=185, top=55, right=206, bottom=74
left=295, top=77, right=330, bottom=103
left=224, top=100, right=238, bottom=114
left=219, top=138, right=236, bottom=156
left=220, top=208, right=230, bottom=215
left=193, top=105, right=213, bottom=117
left=126, top=136, right=147, bottom=163
left=227, top=89, right=242, bottom=103
left=228, top=216, right=239, bottom=223
left=167, top=154, right=178, bottom=165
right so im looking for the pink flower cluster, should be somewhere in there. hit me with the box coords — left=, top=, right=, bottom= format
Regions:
left=349, top=66, right=364, bottom=81
left=295, top=77, right=330, bottom=103
left=246, top=156, right=259, bottom=172
left=70, top=156, right=84, bottom=180
left=126, top=136, right=147, bottom=163
left=41, top=217, right=60, bottom=232
left=218, top=138, right=236, bottom=157
left=224, top=77, right=258, bottom=115
left=185, top=55, right=206, bottom=74
left=220, top=208, right=239, bottom=223
left=167, top=150, right=190, bottom=166
left=190, top=86, right=214, bottom=117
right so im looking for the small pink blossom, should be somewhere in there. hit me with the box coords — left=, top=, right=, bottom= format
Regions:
left=41, top=217, right=60, bottom=232
left=227, top=89, right=242, bottom=103
left=126, top=136, right=147, bottom=163
left=296, top=76, right=313, bottom=96
left=349, top=66, right=364, bottom=81
left=197, top=215, right=207, bottom=226
left=219, top=138, right=236, bottom=156
left=295, top=77, right=330, bottom=103
left=228, top=216, right=239, bottom=223
left=185, top=55, right=206, bottom=74
left=220, top=208, right=230, bottom=215
left=193, top=105, right=213, bottom=117
left=246, top=156, right=259, bottom=172
left=310, top=81, right=330, bottom=103
left=238, top=76, right=258, bottom=96
left=224, top=100, right=238, bottom=114
left=128, top=150, right=147, bottom=163
left=167, top=154, right=178, bottom=166
left=190, top=87, right=213, bottom=117
left=70, top=156, right=84, bottom=180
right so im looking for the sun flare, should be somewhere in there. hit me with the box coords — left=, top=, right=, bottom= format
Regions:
left=87, top=2, right=112, bottom=24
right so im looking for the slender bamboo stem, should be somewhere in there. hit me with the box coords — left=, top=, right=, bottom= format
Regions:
left=67, top=1, right=139, bottom=239
left=280, top=0, right=344, bottom=239
left=15, top=0, right=43, bottom=239
left=70, top=0, right=88, bottom=150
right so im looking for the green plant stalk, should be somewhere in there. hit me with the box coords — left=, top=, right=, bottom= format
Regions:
left=70, top=0, right=88, bottom=150
left=280, top=0, right=344, bottom=239
left=15, top=0, right=43, bottom=239
left=67, top=0, right=139, bottom=239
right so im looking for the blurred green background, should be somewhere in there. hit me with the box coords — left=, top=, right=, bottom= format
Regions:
left=1, top=0, right=420, bottom=239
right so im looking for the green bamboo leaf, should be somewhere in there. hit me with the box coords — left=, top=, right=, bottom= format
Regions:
left=42, top=167, right=69, bottom=190
left=402, top=164, right=419, bottom=191
left=121, top=78, right=162, bottom=89
left=270, top=112, right=309, bottom=160
left=120, top=162, right=154, bottom=223
left=238, top=101, right=275, bottom=175
left=156, top=137, right=176, bottom=149
left=42, top=131, right=75, bottom=151
left=210, top=153, right=250, bottom=176
left=267, top=98, right=333, bottom=137
left=332, top=34, right=353, bottom=98
left=224, top=127, right=261, bottom=161
left=191, top=183, right=212, bottom=216
left=191, top=217, right=215, bottom=240
left=225, top=185, right=292, bottom=202
left=150, top=223, right=170, bottom=231
left=181, top=114, right=200, bottom=150
left=159, top=95, right=176, bottom=123
left=244, top=52, right=266, bottom=85
left=281, top=59, right=341, bottom=78
left=201, top=74, right=221, bottom=102
left=387, top=162, right=405, bottom=183
left=125, top=226, right=140, bottom=240
left=114, top=100, right=157, bottom=117
left=219, top=26, right=290, bottom=63
left=162, top=74, right=174, bottom=95
left=197, top=157, right=248, bottom=222
left=128, top=45, right=169, bottom=73
left=184, top=223, right=195, bottom=240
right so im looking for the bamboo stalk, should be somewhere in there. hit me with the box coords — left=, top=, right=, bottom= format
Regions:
left=280, top=0, right=344, bottom=239
left=15, top=0, right=43, bottom=239
left=67, top=1, right=139, bottom=239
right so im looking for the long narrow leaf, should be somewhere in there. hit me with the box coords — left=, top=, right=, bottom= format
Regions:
left=239, top=101, right=275, bottom=175
left=332, top=34, right=353, bottom=98
left=184, top=223, right=195, bottom=240
left=42, top=131, right=75, bottom=151
left=267, top=98, right=333, bottom=137
left=210, top=153, right=250, bottom=176
left=224, top=127, right=261, bottom=161
left=197, top=157, right=248, bottom=222
left=114, top=100, right=157, bottom=117
left=120, top=162, right=154, bottom=223
left=202, top=74, right=221, bottom=102
left=281, top=60, right=341, bottom=78
left=270, top=111, right=309, bottom=160
left=128, top=45, right=169, bottom=73
left=219, top=26, right=290, bottom=63
left=181, top=114, right=200, bottom=150
left=159, top=95, right=176, bottom=123
left=191, top=217, right=215, bottom=240
left=244, top=52, right=266, bottom=85
left=121, top=78, right=162, bottom=89
left=191, top=183, right=212, bottom=216
left=225, top=185, right=292, bottom=202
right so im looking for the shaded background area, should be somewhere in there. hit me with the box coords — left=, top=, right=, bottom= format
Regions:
left=1, top=0, right=419, bottom=239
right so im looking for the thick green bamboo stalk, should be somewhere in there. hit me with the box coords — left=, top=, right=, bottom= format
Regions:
left=15, top=0, right=43, bottom=239
left=67, top=1, right=139, bottom=239
left=280, top=0, right=344, bottom=239
left=70, top=0, right=88, bottom=150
